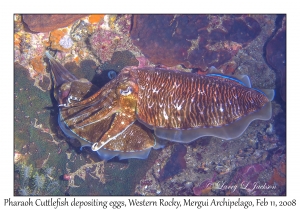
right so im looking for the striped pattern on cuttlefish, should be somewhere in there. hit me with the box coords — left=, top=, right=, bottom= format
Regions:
left=46, top=52, right=274, bottom=160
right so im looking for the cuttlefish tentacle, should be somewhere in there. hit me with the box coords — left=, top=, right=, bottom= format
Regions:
left=66, top=80, right=138, bottom=131
left=59, top=79, right=121, bottom=128
left=62, top=89, right=116, bottom=122
left=63, top=79, right=117, bottom=108
left=45, top=51, right=78, bottom=86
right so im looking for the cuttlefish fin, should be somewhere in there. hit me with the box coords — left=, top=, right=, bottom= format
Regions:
left=257, top=89, right=275, bottom=101
left=207, top=66, right=252, bottom=88
left=91, top=113, right=136, bottom=151
left=153, top=101, right=272, bottom=142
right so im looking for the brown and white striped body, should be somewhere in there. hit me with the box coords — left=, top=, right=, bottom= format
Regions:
left=123, top=67, right=273, bottom=142
left=134, top=68, right=269, bottom=129
left=47, top=51, right=273, bottom=160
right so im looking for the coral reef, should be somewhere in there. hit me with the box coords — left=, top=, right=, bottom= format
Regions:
left=59, top=35, right=73, bottom=49
left=14, top=14, right=285, bottom=196
left=14, top=31, right=49, bottom=78
left=70, top=19, right=94, bottom=42
left=14, top=16, right=52, bottom=92
left=49, top=28, right=72, bottom=52
left=89, top=15, right=142, bottom=62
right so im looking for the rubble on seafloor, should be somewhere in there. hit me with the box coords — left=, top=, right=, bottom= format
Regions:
left=14, top=14, right=285, bottom=195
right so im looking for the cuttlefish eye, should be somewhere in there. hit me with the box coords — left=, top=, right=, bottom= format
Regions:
left=108, top=70, right=117, bottom=80
left=120, top=86, right=132, bottom=96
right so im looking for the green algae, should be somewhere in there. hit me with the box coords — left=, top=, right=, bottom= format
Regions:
left=14, top=63, right=68, bottom=195
left=103, top=150, right=161, bottom=195
left=14, top=63, right=52, bottom=154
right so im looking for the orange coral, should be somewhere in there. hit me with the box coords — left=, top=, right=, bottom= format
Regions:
left=14, top=33, right=21, bottom=47
left=49, top=28, right=69, bottom=52
left=73, top=56, right=80, bottom=64
left=29, top=56, right=45, bottom=74
left=89, top=14, right=105, bottom=24
left=42, top=39, right=50, bottom=48
left=78, top=49, right=87, bottom=58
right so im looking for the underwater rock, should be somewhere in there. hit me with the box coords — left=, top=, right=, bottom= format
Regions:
left=265, top=15, right=286, bottom=101
left=159, top=144, right=187, bottom=181
left=22, top=15, right=87, bottom=33
left=29, top=56, right=45, bottom=74
left=268, top=161, right=286, bottom=187
left=266, top=16, right=286, bottom=74
left=193, top=173, right=216, bottom=195
left=100, top=51, right=139, bottom=72
left=14, top=30, right=50, bottom=80
left=130, top=15, right=261, bottom=71
left=228, top=163, right=266, bottom=195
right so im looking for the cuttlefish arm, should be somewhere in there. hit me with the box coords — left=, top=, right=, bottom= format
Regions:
left=58, top=67, right=140, bottom=153
left=68, top=101, right=119, bottom=129
left=46, top=51, right=95, bottom=106
left=91, top=111, right=136, bottom=151
left=46, top=52, right=158, bottom=160
left=45, top=51, right=78, bottom=86
left=62, top=78, right=117, bottom=108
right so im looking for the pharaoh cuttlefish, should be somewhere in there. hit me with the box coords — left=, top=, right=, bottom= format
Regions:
left=46, top=52, right=274, bottom=160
